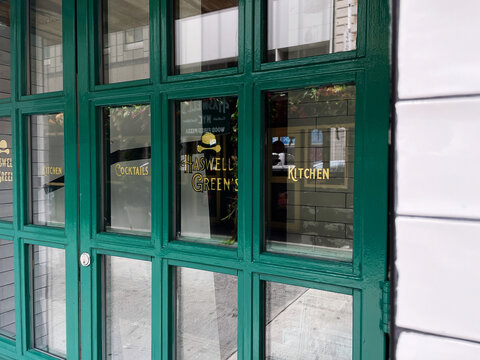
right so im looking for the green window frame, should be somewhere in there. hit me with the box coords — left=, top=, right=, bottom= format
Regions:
left=0, top=0, right=391, bottom=359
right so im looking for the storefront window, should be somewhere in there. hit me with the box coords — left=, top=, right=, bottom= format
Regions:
left=102, top=105, right=151, bottom=235
left=0, top=239, right=14, bottom=339
left=29, top=0, right=63, bottom=94
left=0, top=0, right=10, bottom=99
left=30, top=113, right=65, bottom=227
left=175, top=267, right=238, bottom=360
left=101, top=0, right=150, bottom=83
left=175, top=96, right=238, bottom=246
left=174, top=0, right=238, bottom=74
left=265, top=281, right=352, bottom=359
left=104, top=256, right=151, bottom=359
left=0, top=116, right=12, bottom=222
left=32, top=245, right=66, bottom=358
left=265, top=84, right=355, bottom=261
left=265, top=0, right=357, bottom=62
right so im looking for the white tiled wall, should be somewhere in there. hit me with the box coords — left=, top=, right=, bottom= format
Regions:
left=395, top=0, right=480, bottom=357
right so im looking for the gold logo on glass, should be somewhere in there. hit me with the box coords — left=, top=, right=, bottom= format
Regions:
left=197, top=132, right=221, bottom=153
left=0, top=140, right=9, bottom=155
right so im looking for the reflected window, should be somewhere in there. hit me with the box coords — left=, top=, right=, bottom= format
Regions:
left=32, top=245, right=66, bottom=358
left=175, top=267, right=238, bottom=360
left=104, top=256, right=151, bottom=359
left=174, top=0, right=238, bottom=74
left=30, top=113, right=65, bottom=227
left=102, top=105, right=151, bottom=235
left=0, top=116, right=12, bottom=222
left=0, top=0, right=10, bottom=99
left=266, top=0, right=357, bottom=62
left=265, top=281, right=352, bottom=359
left=0, top=239, right=15, bottom=339
left=29, top=0, right=63, bottom=94
left=265, top=84, right=355, bottom=261
left=175, top=96, right=238, bottom=247
left=101, top=0, right=150, bottom=83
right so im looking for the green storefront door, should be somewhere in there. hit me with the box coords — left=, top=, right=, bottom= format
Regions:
left=0, top=0, right=390, bottom=359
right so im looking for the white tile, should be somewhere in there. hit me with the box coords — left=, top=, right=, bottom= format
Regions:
left=395, top=217, right=480, bottom=341
left=397, top=332, right=480, bottom=360
left=398, top=0, right=480, bottom=98
left=396, top=98, right=480, bottom=219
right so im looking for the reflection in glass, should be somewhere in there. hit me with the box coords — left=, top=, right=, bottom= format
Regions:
left=0, top=1, right=11, bottom=99
left=0, top=239, right=15, bottom=339
left=176, top=97, right=238, bottom=246
left=265, top=84, right=355, bottom=260
left=104, top=256, right=151, bottom=359
left=32, top=246, right=66, bottom=358
left=102, top=0, right=150, bottom=83
left=266, top=0, right=357, bottom=62
left=29, top=0, right=63, bottom=94
left=30, top=114, right=65, bottom=227
left=265, top=282, right=352, bottom=359
left=103, top=105, right=151, bottom=234
left=0, top=117, right=12, bottom=221
left=176, top=267, right=238, bottom=360
left=174, top=0, right=238, bottom=74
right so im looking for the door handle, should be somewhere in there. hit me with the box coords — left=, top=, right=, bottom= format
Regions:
left=80, top=252, right=91, bottom=267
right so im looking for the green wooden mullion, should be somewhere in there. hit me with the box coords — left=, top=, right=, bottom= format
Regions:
left=165, top=64, right=239, bottom=84
left=166, top=258, right=238, bottom=277
left=16, top=229, right=66, bottom=245
left=236, top=270, right=245, bottom=360
left=90, top=0, right=101, bottom=89
left=353, top=289, right=362, bottom=360
left=92, top=79, right=153, bottom=93
left=18, top=92, right=65, bottom=103
left=11, top=0, right=20, bottom=103
left=18, top=112, right=30, bottom=231
left=64, top=243, right=80, bottom=360
left=0, top=102, right=13, bottom=114
left=149, top=0, right=161, bottom=85
left=151, top=92, right=162, bottom=251
left=17, top=0, right=27, bottom=98
left=251, top=85, right=262, bottom=264
left=258, top=273, right=354, bottom=296
left=159, top=0, right=169, bottom=83
left=251, top=273, right=261, bottom=360
left=239, top=81, right=253, bottom=262
left=252, top=0, right=263, bottom=71
left=151, top=256, right=162, bottom=360
left=237, top=0, right=248, bottom=75
left=19, top=241, right=31, bottom=355
left=90, top=94, right=152, bottom=108
left=160, top=260, right=173, bottom=360
left=0, top=338, right=17, bottom=359
left=164, top=240, right=237, bottom=259
left=159, top=93, right=171, bottom=249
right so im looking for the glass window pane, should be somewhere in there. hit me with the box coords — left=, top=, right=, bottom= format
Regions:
left=0, top=116, right=12, bottom=222
left=266, top=0, right=357, bottom=62
left=102, top=0, right=150, bottom=83
left=103, top=105, right=151, bottom=235
left=175, top=267, right=238, bottom=360
left=29, top=0, right=62, bottom=94
left=174, top=0, right=238, bottom=75
left=32, top=245, right=66, bottom=358
left=0, top=0, right=11, bottom=99
left=0, top=239, right=15, bottom=339
left=30, top=114, right=65, bottom=227
left=175, top=97, right=238, bottom=247
left=265, top=84, right=355, bottom=261
left=265, top=282, right=352, bottom=359
left=104, top=256, right=151, bottom=359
